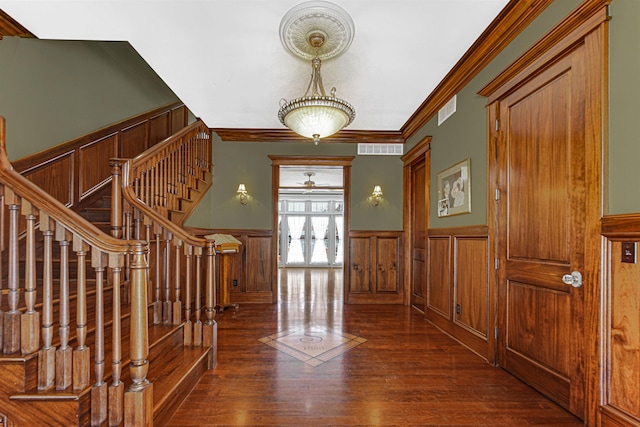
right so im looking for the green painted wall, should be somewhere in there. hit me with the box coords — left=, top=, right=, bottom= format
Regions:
left=406, top=0, right=583, bottom=227
left=0, top=37, right=179, bottom=160
left=3, top=0, right=637, bottom=230
left=185, top=133, right=404, bottom=230
left=609, top=0, right=640, bottom=214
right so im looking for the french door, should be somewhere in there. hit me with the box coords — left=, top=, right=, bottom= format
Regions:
left=278, top=199, right=344, bottom=267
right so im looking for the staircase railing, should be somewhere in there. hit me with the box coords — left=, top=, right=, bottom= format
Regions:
left=110, top=120, right=217, bottom=367
left=0, top=116, right=153, bottom=425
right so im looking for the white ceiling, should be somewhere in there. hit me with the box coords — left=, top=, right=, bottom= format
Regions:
left=0, top=0, right=508, bottom=132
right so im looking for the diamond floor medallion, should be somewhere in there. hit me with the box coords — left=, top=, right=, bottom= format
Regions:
left=259, top=324, right=366, bottom=366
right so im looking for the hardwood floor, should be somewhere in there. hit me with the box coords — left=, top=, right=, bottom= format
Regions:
left=166, top=268, right=582, bottom=426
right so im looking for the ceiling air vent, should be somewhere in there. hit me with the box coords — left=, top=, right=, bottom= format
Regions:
left=438, top=94, right=457, bottom=126
left=357, top=143, right=403, bottom=156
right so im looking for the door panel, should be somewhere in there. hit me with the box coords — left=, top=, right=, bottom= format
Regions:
left=411, top=162, right=427, bottom=308
left=498, top=52, right=585, bottom=417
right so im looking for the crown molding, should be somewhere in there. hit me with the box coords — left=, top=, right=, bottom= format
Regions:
left=0, top=9, right=35, bottom=39
left=212, top=128, right=405, bottom=144
left=400, top=0, right=555, bottom=141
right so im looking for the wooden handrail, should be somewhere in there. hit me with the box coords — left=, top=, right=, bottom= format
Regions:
left=0, top=118, right=136, bottom=255
left=0, top=115, right=152, bottom=426
left=119, top=119, right=211, bottom=247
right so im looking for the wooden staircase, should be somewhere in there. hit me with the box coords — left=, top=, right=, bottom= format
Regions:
left=0, top=117, right=216, bottom=426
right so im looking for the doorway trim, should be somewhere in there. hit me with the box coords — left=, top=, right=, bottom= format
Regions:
left=269, top=155, right=355, bottom=303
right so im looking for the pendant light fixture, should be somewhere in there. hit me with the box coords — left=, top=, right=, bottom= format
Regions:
left=278, top=1, right=356, bottom=145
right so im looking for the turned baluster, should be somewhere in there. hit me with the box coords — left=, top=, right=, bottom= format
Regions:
left=38, top=213, right=55, bottom=390
left=55, top=223, right=72, bottom=390
left=193, top=246, right=203, bottom=346
left=184, top=244, right=193, bottom=345
left=172, top=237, right=182, bottom=325
left=73, top=236, right=91, bottom=391
left=163, top=230, right=173, bottom=324
left=110, top=159, right=124, bottom=239
left=124, top=241, right=153, bottom=426
left=152, top=226, right=163, bottom=324
left=203, top=241, right=217, bottom=369
left=109, top=255, right=124, bottom=426
left=4, top=191, right=20, bottom=354
left=91, top=250, right=108, bottom=426
left=21, top=200, right=40, bottom=354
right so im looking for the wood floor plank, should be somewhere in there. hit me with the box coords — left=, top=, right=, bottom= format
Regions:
left=166, top=268, right=582, bottom=426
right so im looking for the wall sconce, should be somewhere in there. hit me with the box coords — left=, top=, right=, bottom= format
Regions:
left=237, top=183, right=248, bottom=205
left=371, top=185, right=383, bottom=207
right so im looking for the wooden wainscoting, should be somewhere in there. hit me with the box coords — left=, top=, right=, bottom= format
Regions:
left=426, top=225, right=495, bottom=363
left=347, top=230, right=403, bottom=304
left=187, top=228, right=274, bottom=304
left=11, top=102, right=187, bottom=208
left=600, top=215, right=640, bottom=427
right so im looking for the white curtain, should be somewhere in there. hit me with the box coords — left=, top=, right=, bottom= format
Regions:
left=310, top=216, right=329, bottom=264
left=286, top=216, right=306, bottom=264
left=288, top=216, right=305, bottom=239
left=335, top=216, right=344, bottom=264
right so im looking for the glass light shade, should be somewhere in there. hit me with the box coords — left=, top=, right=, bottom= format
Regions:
left=372, top=185, right=382, bottom=196
left=237, top=183, right=247, bottom=194
left=279, top=95, right=355, bottom=143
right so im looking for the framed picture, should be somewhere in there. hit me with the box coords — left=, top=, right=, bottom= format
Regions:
left=437, top=158, right=471, bottom=217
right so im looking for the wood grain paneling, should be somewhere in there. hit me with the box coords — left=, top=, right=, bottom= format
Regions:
left=120, top=121, right=147, bottom=159
left=607, top=241, right=640, bottom=420
left=185, top=228, right=274, bottom=304
left=79, top=133, right=117, bottom=198
left=426, top=226, right=494, bottom=362
left=21, top=151, right=74, bottom=207
left=245, top=235, right=272, bottom=294
left=347, top=231, right=403, bottom=304
left=376, top=237, right=399, bottom=293
left=427, top=236, right=450, bottom=318
left=349, top=236, right=371, bottom=294
left=11, top=102, right=186, bottom=209
left=171, top=106, right=187, bottom=134
left=149, top=112, right=171, bottom=146
left=601, top=216, right=640, bottom=427
left=454, top=237, right=489, bottom=337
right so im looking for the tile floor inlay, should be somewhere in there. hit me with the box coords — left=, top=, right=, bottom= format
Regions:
left=259, top=323, right=366, bottom=366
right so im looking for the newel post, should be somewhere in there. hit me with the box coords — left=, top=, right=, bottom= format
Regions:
left=203, top=240, right=217, bottom=369
left=110, top=159, right=124, bottom=239
left=124, top=241, right=153, bottom=426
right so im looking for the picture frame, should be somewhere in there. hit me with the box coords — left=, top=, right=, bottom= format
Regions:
left=437, top=158, right=471, bottom=217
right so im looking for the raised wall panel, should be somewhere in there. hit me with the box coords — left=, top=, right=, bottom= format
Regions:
left=454, top=237, right=489, bottom=337
left=120, top=121, right=148, bottom=159
left=426, top=226, right=493, bottom=362
left=171, top=106, right=187, bottom=134
left=427, top=236, right=450, bottom=318
left=376, top=237, right=399, bottom=293
left=79, top=133, right=118, bottom=200
left=349, top=236, right=371, bottom=294
left=149, top=112, right=171, bottom=146
left=22, top=151, right=74, bottom=207
left=245, top=235, right=271, bottom=294
left=601, top=237, right=640, bottom=427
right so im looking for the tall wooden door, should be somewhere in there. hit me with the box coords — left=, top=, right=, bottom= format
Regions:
left=410, top=161, right=427, bottom=309
left=402, top=137, right=430, bottom=310
left=491, top=43, right=596, bottom=419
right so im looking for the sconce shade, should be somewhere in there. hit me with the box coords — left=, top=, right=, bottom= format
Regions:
left=237, top=184, right=246, bottom=193
left=372, top=185, right=382, bottom=195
